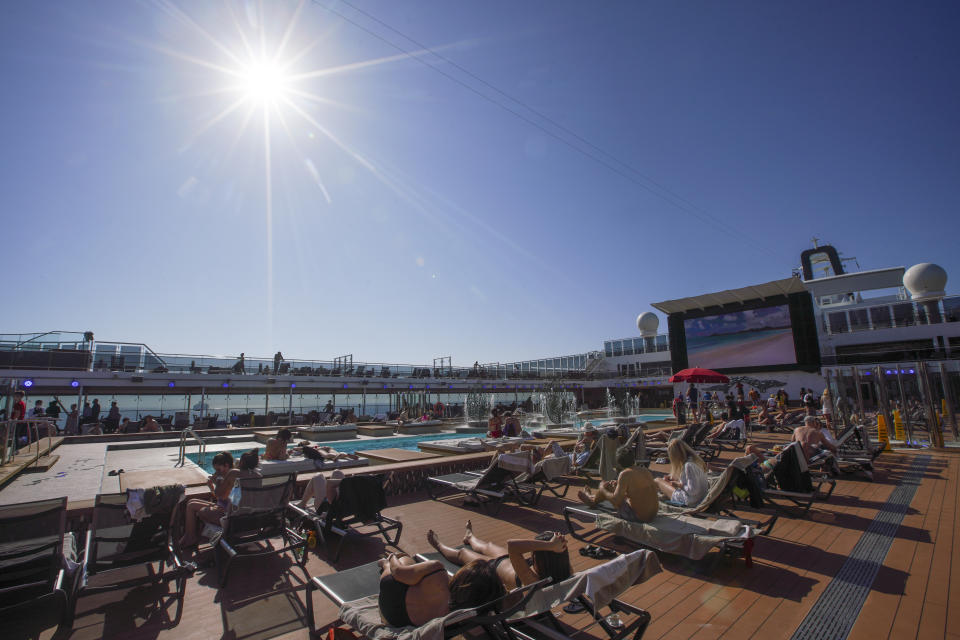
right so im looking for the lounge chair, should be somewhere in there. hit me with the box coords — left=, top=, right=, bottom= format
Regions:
left=305, top=559, right=551, bottom=640
left=427, top=452, right=536, bottom=515
left=214, top=473, right=307, bottom=587
left=77, top=487, right=194, bottom=623
left=762, top=442, right=837, bottom=514
left=0, top=497, right=78, bottom=639
left=576, top=434, right=619, bottom=481
left=704, top=420, right=748, bottom=453
left=288, top=474, right=401, bottom=562
left=563, top=458, right=776, bottom=568
left=414, top=548, right=662, bottom=640
left=516, top=453, right=573, bottom=503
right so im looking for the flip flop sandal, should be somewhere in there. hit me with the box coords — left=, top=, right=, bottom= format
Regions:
left=594, top=547, right=618, bottom=559
left=563, top=601, right=587, bottom=614
left=579, top=545, right=598, bottom=557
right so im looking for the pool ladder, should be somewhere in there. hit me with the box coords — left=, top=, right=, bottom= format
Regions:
left=175, top=428, right=206, bottom=467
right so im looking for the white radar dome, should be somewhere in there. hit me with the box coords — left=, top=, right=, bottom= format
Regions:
left=903, top=263, right=947, bottom=301
left=636, top=312, right=659, bottom=337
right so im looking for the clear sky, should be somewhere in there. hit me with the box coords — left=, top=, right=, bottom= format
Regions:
left=2, top=1, right=958, bottom=365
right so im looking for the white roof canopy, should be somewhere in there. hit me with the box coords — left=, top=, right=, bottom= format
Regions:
left=800, top=267, right=905, bottom=299
left=652, top=277, right=808, bottom=315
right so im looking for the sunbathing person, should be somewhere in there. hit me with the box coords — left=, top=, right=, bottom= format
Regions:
left=747, top=416, right=838, bottom=469
left=569, top=425, right=598, bottom=467
left=487, top=410, right=504, bottom=438
left=653, top=440, right=709, bottom=507
left=263, top=428, right=293, bottom=460
left=577, top=448, right=659, bottom=522
left=298, top=469, right=345, bottom=509
left=378, top=550, right=503, bottom=627
left=179, top=450, right=260, bottom=548
left=427, top=521, right=572, bottom=591
left=519, top=439, right=565, bottom=462
left=707, top=415, right=743, bottom=440
left=502, top=412, right=521, bottom=437
left=301, top=442, right=360, bottom=462
left=756, top=405, right=775, bottom=428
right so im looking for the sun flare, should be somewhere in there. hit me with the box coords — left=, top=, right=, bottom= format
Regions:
left=238, top=60, right=290, bottom=104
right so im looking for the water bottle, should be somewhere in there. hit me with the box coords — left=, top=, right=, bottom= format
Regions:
left=229, top=483, right=241, bottom=508
left=307, top=530, right=318, bottom=549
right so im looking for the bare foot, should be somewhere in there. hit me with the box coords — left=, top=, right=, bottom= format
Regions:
left=577, top=489, right=595, bottom=506
left=427, top=529, right=440, bottom=550
left=463, top=520, right=474, bottom=546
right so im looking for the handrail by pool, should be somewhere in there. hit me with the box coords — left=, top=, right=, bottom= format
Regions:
left=176, top=427, right=206, bottom=468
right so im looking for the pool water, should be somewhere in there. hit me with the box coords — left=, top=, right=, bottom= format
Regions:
left=183, top=431, right=471, bottom=472
left=583, top=414, right=672, bottom=427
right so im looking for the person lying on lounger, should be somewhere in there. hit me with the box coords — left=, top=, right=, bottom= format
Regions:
left=756, top=405, right=775, bottom=428
left=300, top=443, right=360, bottom=462
left=707, top=414, right=743, bottom=440
left=377, top=549, right=504, bottom=628
left=653, top=440, right=709, bottom=507
left=427, top=520, right=571, bottom=591
left=747, top=416, right=837, bottom=469
left=577, top=447, right=659, bottom=522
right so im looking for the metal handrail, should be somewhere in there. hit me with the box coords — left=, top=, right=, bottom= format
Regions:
left=1, top=419, right=53, bottom=468
left=176, top=427, right=206, bottom=468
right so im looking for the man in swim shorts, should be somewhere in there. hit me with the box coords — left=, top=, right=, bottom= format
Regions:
left=577, top=448, right=659, bottom=522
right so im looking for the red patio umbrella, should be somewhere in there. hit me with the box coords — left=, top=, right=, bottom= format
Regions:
left=668, top=367, right=729, bottom=384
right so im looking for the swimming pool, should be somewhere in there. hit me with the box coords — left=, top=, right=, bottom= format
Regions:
left=583, top=414, right=672, bottom=427
left=183, top=431, right=471, bottom=472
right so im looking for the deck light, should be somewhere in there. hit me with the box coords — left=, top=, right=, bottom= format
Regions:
left=222, top=382, right=230, bottom=388
left=71, top=379, right=80, bottom=388
left=908, top=369, right=915, bottom=374
left=343, top=384, right=348, bottom=389
left=22, top=379, right=33, bottom=388
left=167, top=381, right=175, bottom=388
left=290, top=383, right=296, bottom=389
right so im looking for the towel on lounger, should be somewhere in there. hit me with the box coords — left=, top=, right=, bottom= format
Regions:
left=339, top=595, right=473, bottom=640
left=596, top=511, right=752, bottom=561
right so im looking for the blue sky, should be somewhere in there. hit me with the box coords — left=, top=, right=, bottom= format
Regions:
left=2, top=1, right=958, bottom=365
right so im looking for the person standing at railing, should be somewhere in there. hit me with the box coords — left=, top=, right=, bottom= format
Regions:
left=31, top=400, right=45, bottom=417
left=63, top=404, right=79, bottom=436
left=274, top=351, right=283, bottom=373
left=90, top=399, right=101, bottom=424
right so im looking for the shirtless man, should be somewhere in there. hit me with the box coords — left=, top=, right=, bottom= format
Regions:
left=263, top=428, right=292, bottom=460
left=747, top=416, right=837, bottom=462
left=577, top=448, right=659, bottom=522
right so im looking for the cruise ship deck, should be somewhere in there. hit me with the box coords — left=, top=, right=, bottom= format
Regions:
left=54, top=431, right=960, bottom=640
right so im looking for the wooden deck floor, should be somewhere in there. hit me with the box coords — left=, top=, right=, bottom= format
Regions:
left=61, top=435, right=960, bottom=640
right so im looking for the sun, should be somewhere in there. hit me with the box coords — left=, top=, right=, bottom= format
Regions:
left=238, top=60, right=290, bottom=105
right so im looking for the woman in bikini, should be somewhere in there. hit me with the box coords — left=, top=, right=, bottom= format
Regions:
left=378, top=551, right=503, bottom=627
left=426, top=520, right=571, bottom=592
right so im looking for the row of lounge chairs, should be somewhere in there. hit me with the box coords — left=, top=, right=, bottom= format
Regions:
left=0, top=469, right=403, bottom=638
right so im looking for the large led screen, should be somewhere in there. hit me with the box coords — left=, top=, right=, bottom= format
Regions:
left=683, top=304, right=797, bottom=369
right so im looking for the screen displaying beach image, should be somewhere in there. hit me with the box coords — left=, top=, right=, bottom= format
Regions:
left=683, top=305, right=797, bottom=369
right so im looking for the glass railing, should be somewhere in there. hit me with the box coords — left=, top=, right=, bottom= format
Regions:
left=823, top=295, right=960, bottom=335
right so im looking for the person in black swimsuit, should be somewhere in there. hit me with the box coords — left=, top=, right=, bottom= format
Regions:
left=377, top=551, right=503, bottom=627
left=426, top=520, right=571, bottom=592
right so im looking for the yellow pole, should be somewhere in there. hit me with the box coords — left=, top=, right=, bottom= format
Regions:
left=877, top=414, right=892, bottom=452
left=893, top=409, right=905, bottom=441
